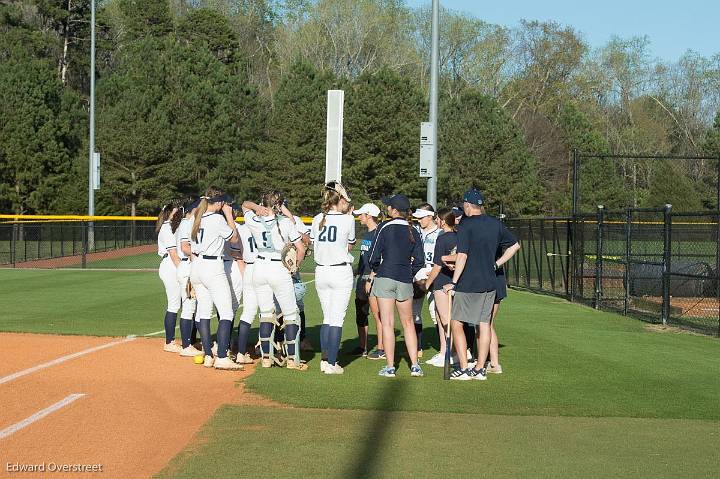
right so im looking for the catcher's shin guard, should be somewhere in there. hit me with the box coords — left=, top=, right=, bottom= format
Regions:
left=258, top=313, right=286, bottom=367
left=283, top=316, right=302, bottom=368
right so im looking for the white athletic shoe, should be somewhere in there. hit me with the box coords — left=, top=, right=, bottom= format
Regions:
left=425, top=353, right=444, bottom=367
left=320, top=360, right=329, bottom=373
left=180, top=345, right=203, bottom=357
left=235, top=353, right=254, bottom=365
left=214, top=357, right=244, bottom=371
left=324, top=363, right=344, bottom=375
left=163, top=342, right=183, bottom=353
left=487, top=364, right=503, bottom=374
left=203, top=355, right=215, bottom=368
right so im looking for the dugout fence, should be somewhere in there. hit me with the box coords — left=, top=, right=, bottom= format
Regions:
left=504, top=206, right=720, bottom=336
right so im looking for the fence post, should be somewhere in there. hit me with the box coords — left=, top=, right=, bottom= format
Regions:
left=661, top=204, right=672, bottom=326
left=595, top=205, right=604, bottom=309
left=81, top=221, right=88, bottom=269
left=715, top=210, right=720, bottom=338
left=624, top=208, right=632, bottom=316
left=567, top=217, right=574, bottom=300
left=539, top=219, right=544, bottom=290
left=11, top=223, right=18, bottom=268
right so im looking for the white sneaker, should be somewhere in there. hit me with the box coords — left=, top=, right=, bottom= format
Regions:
left=487, top=364, right=503, bottom=374
left=466, top=348, right=474, bottom=361
left=163, top=342, right=183, bottom=353
left=180, top=345, right=203, bottom=357
left=203, top=355, right=214, bottom=368
left=425, top=353, right=444, bottom=367
left=324, top=363, right=344, bottom=375
left=214, top=356, right=243, bottom=371
left=320, top=360, right=329, bottom=373
left=235, top=353, right=254, bottom=364
left=449, top=369, right=472, bottom=381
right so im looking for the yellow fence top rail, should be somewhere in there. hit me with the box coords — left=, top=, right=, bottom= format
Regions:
left=0, top=214, right=315, bottom=223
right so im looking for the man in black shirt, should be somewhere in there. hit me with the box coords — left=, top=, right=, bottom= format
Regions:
left=444, top=189, right=520, bottom=381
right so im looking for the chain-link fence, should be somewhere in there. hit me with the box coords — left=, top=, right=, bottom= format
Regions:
left=505, top=207, right=720, bottom=336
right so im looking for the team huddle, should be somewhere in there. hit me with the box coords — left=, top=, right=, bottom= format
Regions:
left=156, top=182, right=520, bottom=380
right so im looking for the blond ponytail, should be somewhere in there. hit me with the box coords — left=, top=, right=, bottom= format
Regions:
left=319, top=188, right=340, bottom=229
left=191, top=198, right=208, bottom=242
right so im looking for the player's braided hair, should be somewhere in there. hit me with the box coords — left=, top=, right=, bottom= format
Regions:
left=156, top=199, right=184, bottom=234
left=191, top=186, right=224, bottom=242
left=319, top=188, right=341, bottom=230
left=261, top=190, right=284, bottom=214
left=404, top=210, right=416, bottom=244
left=169, top=198, right=185, bottom=233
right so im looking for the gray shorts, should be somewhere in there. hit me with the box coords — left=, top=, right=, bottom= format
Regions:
left=452, top=291, right=496, bottom=325
left=371, top=277, right=413, bottom=301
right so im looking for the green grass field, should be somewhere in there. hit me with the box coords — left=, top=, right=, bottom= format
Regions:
left=1, top=268, right=718, bottom=478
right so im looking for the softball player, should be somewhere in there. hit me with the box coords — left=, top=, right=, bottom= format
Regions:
left=157, top=199, right=184, bottom=353
left=293, top=213, right=313, bottom=352
left=223, top=210, right=244, bottom=320
left=368, top=194, right=425, bottom=378
left=176, top=197, right=203, bottom=357
left=234, top=217, right=259, bottom=364
left=312, top=182, right=355, bottom=375
left=411, top=203, right=440, bottom=358
left=189, top=187, right=242, bottom=371
left=242, top=191, right=307, bottom=370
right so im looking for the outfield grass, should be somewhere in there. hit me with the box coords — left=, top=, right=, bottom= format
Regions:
left=158, top=406, right=720, bottom=479
left=2, top=268, right=719, bottom=478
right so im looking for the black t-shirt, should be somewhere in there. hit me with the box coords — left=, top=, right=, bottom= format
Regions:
left=456, top=215, right=517, bottom=293
left=432, top=231, right=457, bottom=290
left=356, top=229, right=377, bottom=277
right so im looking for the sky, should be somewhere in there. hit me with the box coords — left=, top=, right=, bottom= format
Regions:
left=404, top=0, right=718, bottom=62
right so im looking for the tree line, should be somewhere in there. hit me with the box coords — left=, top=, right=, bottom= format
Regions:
left=1, top=0, right=719, bottom=217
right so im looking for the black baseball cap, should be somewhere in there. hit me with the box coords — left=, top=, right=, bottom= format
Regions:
left=382, top=194, right=411, bottom=211
left=206, top=193, right=233, bottom=204
left=184, top=198, right=201, bottom=211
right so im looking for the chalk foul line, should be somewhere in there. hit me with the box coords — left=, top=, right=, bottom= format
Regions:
left=0, top=336, right=136, bottom=386
left=0, top=394, right=85, bottom=440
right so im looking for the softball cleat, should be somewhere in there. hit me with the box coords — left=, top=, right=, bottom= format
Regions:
left=180, top=345, right=204, bottom=357
left=213, top=357, right=244, bottom=371
left=203, top=355, right=215, bottom=368
left=163, top=342, right=183, bottom=353
left=324, top=363, right=344, bottom=375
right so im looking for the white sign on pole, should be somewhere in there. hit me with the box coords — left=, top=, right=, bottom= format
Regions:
left=325, top=90, right=344, bottom=183
left=419, top=122, right=434, bottom=178
left=92, top=152, right=100, bottom=190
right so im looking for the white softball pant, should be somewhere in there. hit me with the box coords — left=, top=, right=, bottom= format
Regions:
left=159, top=256, right=181, bottom=312
left=413, top=292, right=436, bottom=324
left=253, top=260, right=298, bottom=323
left=190, top=257, right=234, bottom=322
left=315, top=265, right=353, bottom=327
left=176, top=260, right=196, bottom=320
left=239, top=263, right=259, bottom=325
left=224, top=260, right=243, bottom=315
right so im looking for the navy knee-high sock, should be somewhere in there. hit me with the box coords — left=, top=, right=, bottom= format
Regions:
left=198, top=319, right=212, bottom=356
left=299, top=311, right=307, bottom=341
left=463, top=323, right=476, bottom=357
left=180, top=319, right=193, bottom=348
left=415, top=322, right=423, bottom=351
left=216, top=320, right=233, bottom=359
left=236, top=321, right=251, bottom=355
left=327, top=326, right=342, bottom=365
left=164, top=311, right=177, bottom=344
left=259, top=321, right=273, bottom=355
left=285, top=324, right=299, bottom=359
left=320, top=324, right=330, bottom=359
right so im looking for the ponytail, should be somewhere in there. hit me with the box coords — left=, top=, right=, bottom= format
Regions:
left=405, top=211, right=416, bottom=244
left=155, top=204, right=171, bottom=234
left=191, top=198, right=208, bottom=242
left=437, top=207, right=456, bottom=231
left=319, top=188, right=341, bottom=229
left=169, top=199, right=184, bottom=233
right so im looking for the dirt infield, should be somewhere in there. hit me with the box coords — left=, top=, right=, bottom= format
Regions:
left=12, top=244, right=155, bottom=269
left=0, top=333, right=276, bottom=478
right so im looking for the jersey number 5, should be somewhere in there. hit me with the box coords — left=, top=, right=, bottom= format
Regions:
left=318, top=225, right=337, bottom=242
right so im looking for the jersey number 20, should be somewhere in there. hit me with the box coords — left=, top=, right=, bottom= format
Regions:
left=318, top=225, right=337, bottom=242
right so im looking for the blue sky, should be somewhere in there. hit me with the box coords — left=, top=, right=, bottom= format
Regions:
left=405, top=0, right=718, bottom=61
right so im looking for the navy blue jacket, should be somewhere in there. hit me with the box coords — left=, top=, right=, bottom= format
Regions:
left=368, top=218, right=424, bottom=283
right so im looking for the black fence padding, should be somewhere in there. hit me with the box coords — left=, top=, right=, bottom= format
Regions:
left=629, top=261, right=714, bottom=297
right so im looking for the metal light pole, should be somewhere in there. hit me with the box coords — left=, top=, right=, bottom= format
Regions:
left=87, top=0, right=96, bottom=249
left=427, top=0, right=440, bottom=207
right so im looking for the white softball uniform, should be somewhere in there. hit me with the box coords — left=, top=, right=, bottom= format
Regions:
left=413, top=226, right=440, bottom=322
left=189, top=212, right=236, bottom=322
left=311, top=212, right=356, bottom=327
left=175, top=217, right=197, bottom=320
left=245, top=211, right=301, bottom=323
left=238, top=224, right=259, bottom=325
left=158, top=222, right=181, bottom=312
left=223, top=223, right=244, bottom=315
